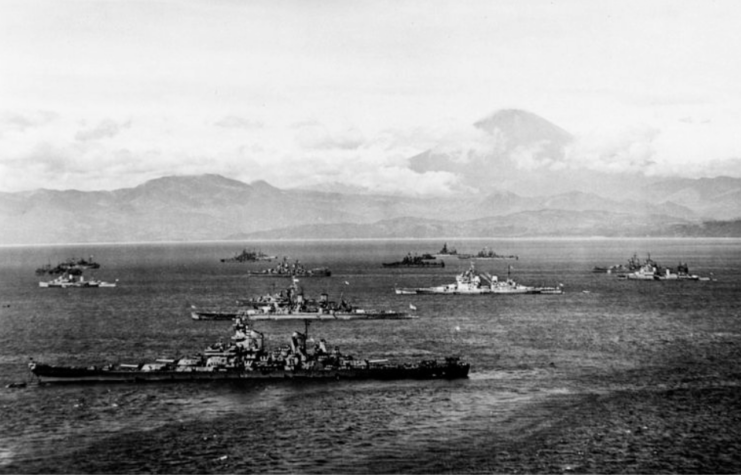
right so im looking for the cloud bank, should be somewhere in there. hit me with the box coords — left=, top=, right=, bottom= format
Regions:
left=1, top=109, right=740, bottom=195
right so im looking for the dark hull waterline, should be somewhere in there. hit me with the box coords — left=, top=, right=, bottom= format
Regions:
left=190, top=311, right=414, bottom=321
left=30, top=362, right=470, bottom=385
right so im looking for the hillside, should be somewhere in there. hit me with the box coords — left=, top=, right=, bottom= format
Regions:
left=0, top=174, right=739, bottom=244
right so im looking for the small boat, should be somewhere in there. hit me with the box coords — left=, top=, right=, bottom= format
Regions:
left=395, top=264, right=563, bottom=295
left=382, top=254, right=445, bottom=268
left=220, top=248, right=276, bottom=263
left=246, top=258, right=331, bottom=277
left=96, top=280, right=118, bottom=288
left=29, top=317, right=468, bottom=384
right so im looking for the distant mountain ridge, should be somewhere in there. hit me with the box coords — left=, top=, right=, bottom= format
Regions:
left=1, top=173, right=740, bottom=244
left=231, top=210, right=711, bottom=240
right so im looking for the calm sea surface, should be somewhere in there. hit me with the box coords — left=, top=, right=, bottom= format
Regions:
left=1, top=238, right=740, bottom=473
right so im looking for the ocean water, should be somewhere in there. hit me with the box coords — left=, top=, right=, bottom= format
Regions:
left=1, top=238, right=740, bottom=473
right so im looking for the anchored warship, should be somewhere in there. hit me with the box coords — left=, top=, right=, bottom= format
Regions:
left=246, top=258, right=331, bottom=277
left=191, top=278, right=412, bottom=321
left=395, top=264, right=563, bottom=295
left=29, top=317, right=468, bottom=384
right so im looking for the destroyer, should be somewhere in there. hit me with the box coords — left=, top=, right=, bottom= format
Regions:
left=29, top=318, right=468, bottom=384
left=395, top=264, right=562, bottom=295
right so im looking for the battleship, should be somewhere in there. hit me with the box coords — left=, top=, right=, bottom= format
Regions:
left=29, top=317, right=468, bottom=384
left=395, top=264, right=563, bottom=295
left=246, top=258, right=331, bottom=277
left=191, top=279, right=412, bottom=321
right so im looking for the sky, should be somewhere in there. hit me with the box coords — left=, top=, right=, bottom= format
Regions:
left=1, top=0, right=740, bottom=194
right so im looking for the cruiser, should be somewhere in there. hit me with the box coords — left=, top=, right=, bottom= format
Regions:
left=39, top=272, right=117, bottom=288
left=382, top=253, right=445, bottom=268
left=221, top=248, right=276, bottom=263
left=457, top=247, right=518, bottom=260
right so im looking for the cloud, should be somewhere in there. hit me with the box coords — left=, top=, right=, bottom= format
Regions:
left=2, top=109, right=740, bottom=195
left=270, top=147, right=462, bottom=196
left=74, top=119, right=131, bottom=142
left=291, top=121, right=366, bottom=150
left=214, top=116, right=264, bottom=129
left=510, top=141, right=561, bottom=171
left=563, top=126, right=660, bottom=174
left=0, top=111, right=57, bottom=133
left=10, top=142, right=72, bottom=177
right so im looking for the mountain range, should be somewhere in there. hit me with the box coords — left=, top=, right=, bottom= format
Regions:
left=1, top=109, right=740, bottom=244
left=0, top=173, right=739, bottom=244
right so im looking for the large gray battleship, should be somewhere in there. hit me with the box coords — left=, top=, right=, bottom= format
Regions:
left=191, top=279, right=412, bottom=321
left=29, top=317, right=467, bottom=384
left=396, top=264, right=562, bottom=295
left=246, top=258, right=331, bottom=277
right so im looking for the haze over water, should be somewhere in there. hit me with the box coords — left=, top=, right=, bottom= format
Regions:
left=1, top=238, right=740, bottom=473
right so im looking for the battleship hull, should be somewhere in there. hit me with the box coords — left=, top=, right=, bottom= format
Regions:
left=247, top=311, right=413, bottom=321
left=29, top=360, right=469, bottom=385
left=191, top=310, right=414, bottom=321
left=396, top=287, right=491, bottom=295
left=382, top=262, right=445, bottom=268
left=395, top=286, right=562, bottom=295
left=245, top=269, right=332, bottom=277
left=457, top=255, right=518, bottom=260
